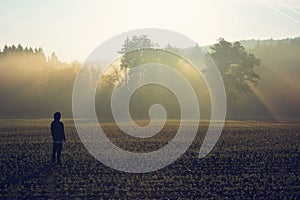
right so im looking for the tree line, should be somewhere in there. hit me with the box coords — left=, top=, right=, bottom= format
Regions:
left=0, top=36, right=299, bottom=120
left=0, top=44, right=79, bottom=118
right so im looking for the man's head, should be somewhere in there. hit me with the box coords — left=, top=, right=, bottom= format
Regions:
left=54, top=112, right=61, bottom=121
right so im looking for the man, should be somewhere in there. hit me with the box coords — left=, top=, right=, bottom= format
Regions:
left=51, top=112, right=65, bottom=164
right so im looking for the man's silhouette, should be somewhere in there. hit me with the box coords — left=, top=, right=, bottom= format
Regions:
left=51, top=112, right=65, bottom=164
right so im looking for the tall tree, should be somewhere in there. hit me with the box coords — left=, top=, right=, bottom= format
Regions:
left=209, top=38, right=261, bottom=106
left=118, top=35, right=158, bottom=85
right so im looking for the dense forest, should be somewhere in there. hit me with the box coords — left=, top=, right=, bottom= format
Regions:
left=0, top=45, right=79, bottom=118
left=0, top=37, right=299, bottom=120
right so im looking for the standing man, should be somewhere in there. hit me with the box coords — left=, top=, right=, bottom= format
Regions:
left=51, top=112, right=65, bottom=164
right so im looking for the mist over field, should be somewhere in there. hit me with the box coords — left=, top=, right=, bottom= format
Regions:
left=0, top=37, right=299, bottom=120
left=1, top=0, right=300, bottom=198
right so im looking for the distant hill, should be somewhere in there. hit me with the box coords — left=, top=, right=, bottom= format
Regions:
left=240, top=37, right=300, bottom=49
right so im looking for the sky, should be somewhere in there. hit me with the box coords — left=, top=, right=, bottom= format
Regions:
left=0, top=0, right=300, bottom=62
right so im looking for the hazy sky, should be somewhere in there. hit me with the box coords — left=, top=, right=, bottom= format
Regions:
left=1, top=0, right=299, bottom=62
